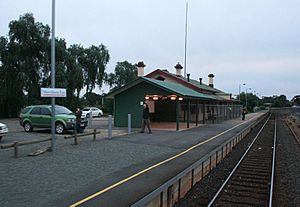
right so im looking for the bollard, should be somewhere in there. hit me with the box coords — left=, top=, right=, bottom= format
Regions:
left=14, top=142, right=19, bottom=158
left=89, top=109, right=93, bottom=129
left=74, top=124, right=78, bottom=145
left=128, top=114, right=131, bottom=134
left=93, top=129, right=96, bottom=141
left=108, top=115, right=112, bottom=139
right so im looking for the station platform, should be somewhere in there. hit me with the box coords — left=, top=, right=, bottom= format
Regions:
left=52, top=112, right=266, bottom=207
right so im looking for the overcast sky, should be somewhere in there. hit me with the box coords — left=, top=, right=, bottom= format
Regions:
left=1, top=0, right=299, bottom=99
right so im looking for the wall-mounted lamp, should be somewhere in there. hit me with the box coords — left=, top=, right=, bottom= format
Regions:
left=170, top=95, right=177, bottom=100
left=145, top=96, right=149, bottom=100
left=178, top=97, right=183, bottom=101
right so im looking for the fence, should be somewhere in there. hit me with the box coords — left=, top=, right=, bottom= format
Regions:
left=181, top=104, right=242, bottom=125
left=1, top=114, right=132, bottom=158
left=1, top=137, right=52, bottom=158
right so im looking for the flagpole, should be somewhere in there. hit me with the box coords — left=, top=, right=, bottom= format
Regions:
left=184, top=1, right=188, bottom=78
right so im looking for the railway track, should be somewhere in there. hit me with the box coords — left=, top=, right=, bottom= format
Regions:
left=208, top=113, right=277, bottom=206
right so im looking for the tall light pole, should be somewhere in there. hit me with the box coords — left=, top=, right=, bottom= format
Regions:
left=239, top=83, right=245, bottom=101
left=51, top=0, right=56, bottom=151
left=246, top=87, right=251, bottom=109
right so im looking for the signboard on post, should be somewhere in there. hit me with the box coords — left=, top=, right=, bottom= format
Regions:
left=41, top=88, right=66, bottom=98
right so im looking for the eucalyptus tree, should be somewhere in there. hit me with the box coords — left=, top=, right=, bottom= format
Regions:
left=0, top=13, right=50, bottom=116
left=81, top=44, right=110, bottom=93
left=105, top=60, right=137, bottom=89
left=0, top=13, right=110, bottom=117
left=66, top=44, right=84, bottom=99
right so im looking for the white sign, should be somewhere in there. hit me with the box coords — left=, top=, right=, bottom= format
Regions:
left=41, top=88, right=67, bottom=97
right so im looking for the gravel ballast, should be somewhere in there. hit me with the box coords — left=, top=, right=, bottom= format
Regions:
left=175, top=111, right=300, bottom=206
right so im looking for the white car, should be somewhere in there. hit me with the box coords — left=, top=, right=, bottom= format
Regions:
left=82, top=107, right=103, bottom=118
left=0, top=122, right=8, bottom=141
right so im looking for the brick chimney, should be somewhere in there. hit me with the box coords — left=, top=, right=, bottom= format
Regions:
left=136, top=61, right=146, bottom=77
left=208, top=74, right=215, bottom=87
left=174, top=62, right=183, bottom=76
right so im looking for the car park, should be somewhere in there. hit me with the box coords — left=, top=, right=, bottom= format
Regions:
left=82, top=107, right=103, bottom=118
left=19, top=105, right=88, bottom=134
left=0, top=122, right=8, bottom=141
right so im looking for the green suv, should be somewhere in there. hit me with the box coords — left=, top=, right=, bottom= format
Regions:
left=19, top=105, right=88, bottom=134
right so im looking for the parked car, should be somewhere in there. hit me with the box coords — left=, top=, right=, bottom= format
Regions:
left=82, top=107, right=103, bottom=118
left=19, top=105, right=88, bottom=134
left=0, top=122, right=8, bottom=141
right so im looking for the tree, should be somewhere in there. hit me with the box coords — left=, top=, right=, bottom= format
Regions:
left=0, top=13, right=110, bottom=118
left=66, top=44, right=84, bottom=99
left=239, top=92, right=260, bottom=112
left=105, top=61, right=137, bottom=89
left=81, top=44, right=110, bottom=93
left=0, top=13, right=51, bottom=116
left=272, top=95, right=290, bottom=107
left=83, top=92, right=102, bottom=106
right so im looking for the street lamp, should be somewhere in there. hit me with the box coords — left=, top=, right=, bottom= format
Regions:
left=239, top=83, right=245, bottom=101
left=246, top=88, right=251, bottom=109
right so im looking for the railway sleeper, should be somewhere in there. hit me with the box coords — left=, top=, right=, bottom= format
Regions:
left=232, top=176, right=270, bottom=185
left=217, top=195, right=268, bottom=206
left=239, top=166, right=271, bottom=174
left=227, top=183, right=269, bottom=194
left=247, top=153, right=272, bottom=158
left=246, top=154, right=273, bottom=159
left=224, top=185, right=267, bottom=195
left=219, top=189, right=268, bottom=201
left=230, top=179, right=269, bottom=189
left=240, top=163, right=272, bottom=170
left=235, top=172, right=270, bottom=180
left=243, top=159, right=273, bottom=165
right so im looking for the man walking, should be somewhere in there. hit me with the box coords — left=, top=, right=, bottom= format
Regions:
left=75, top=107, right=83, bottom=133
left=242, top=107, right=247, bottom=120
left=140, top=103, right=152, bottom=134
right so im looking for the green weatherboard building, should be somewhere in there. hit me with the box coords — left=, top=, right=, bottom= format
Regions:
left=106, top=68, right=241, bottom=131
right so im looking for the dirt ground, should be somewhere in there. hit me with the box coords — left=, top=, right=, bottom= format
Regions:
left=286, top=115, right=300, bottom=140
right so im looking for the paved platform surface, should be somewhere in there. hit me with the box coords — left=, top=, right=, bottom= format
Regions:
left=0, top=112, right=265, bottom=207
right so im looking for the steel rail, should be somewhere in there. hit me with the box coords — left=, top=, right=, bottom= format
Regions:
left=207, top=113, right=272, bottom=207
left=269, top=115, right=277, bottom=207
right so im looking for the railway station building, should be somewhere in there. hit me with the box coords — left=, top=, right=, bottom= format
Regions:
left=106, top=62, right=241, bottom=130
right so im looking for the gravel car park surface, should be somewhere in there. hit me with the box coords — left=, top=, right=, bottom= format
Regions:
left=0, top=132, right=174, bottom=207
left=0, top=113, right=265, bottom=207
left=0, top=117, right=132, bottom=207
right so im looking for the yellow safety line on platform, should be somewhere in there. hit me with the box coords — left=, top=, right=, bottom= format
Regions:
left=70, top=115, right=258, bottom=207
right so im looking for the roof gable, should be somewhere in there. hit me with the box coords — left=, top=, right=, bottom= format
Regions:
left=145, top=69, right=223, bottom=94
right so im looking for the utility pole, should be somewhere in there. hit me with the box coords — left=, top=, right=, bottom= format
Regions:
left=51, top=0, right=56, bottom=151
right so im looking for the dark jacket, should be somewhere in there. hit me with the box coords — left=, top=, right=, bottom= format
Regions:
left=242, top=109, right=247, bottom=115
left=75, top=110, right=82, bottom=124
left=143, top=107, right=150, bottom=119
